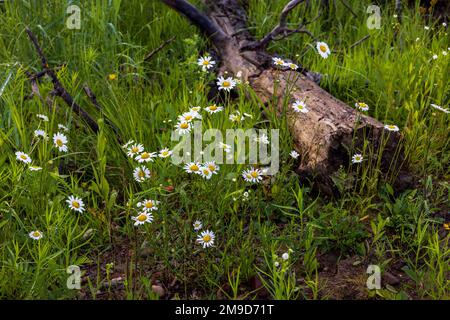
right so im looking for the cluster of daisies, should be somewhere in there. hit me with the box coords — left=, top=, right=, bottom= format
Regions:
left=15, top=114, right=69, bottom=171
left=122, top=140, right=173, bottom=183
left=192, top=220, right=215, bottom=248
left=198, top=55, right=242, bottom=93
left=131, top=199, right=159, bottom=226
left=184, top=161, right=220, bottom=180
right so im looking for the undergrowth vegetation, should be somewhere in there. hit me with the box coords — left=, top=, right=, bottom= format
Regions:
left=0, top=0, right=448, bottom=299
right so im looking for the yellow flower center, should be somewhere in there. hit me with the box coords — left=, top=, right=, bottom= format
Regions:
left=190, top=164, right=199, bottom=171
left=250, top=171, right=259, bottom=178
left=137, top=214, right=147, bottom=222
left=138, top=170, right=145, bottom=178
left=32, top=231, right=40, bottom=237
left=56, top=139, right=64, bottom=147
left=180, top=123, right=189, bottom=129
left=184, top=115, right=193, bottom=121
left=72, top=201, right=80, bottom=208
left=203, top=169, right=209, bottom=175
left=202, top=60, right=209, bottom=65
left=162, top=151, right=169, bottom=156
left=203, top=234, right=211, bottom=242
left=208, top=164, right=216, bottom=171
left=20, top=155, right=27, bottom=160
left=140, top=152, right=150, bottom=159
left=222, top=81, right=230, bottom=87
left=209, top=105, right=217, bottom=111
left=320, top=45, right=327, bottom=52
left=145, top=202, right=153, bottom=209
left=131, top=147, right=139, bottom=153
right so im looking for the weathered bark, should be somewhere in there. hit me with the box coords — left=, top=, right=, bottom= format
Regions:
left=162, top=0, right=410, bottom=194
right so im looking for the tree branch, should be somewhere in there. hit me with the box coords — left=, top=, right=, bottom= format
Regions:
left=144, top=36, right=176, bottom=62
left=242, top=0, right=320, bottom=50
left=26, top=27, right=99, bottom=133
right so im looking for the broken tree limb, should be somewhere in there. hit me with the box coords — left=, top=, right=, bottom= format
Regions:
left=161, top=0, right=410, bottom=194
left=144, top=36, right=176, bottom=62
left=25, top=27, right=99, bottom=133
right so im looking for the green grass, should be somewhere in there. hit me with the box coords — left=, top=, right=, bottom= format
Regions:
left=0, top=0, right=448, bottom=299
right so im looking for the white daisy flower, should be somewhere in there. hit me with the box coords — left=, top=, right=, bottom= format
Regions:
left=137, top=199, right=160, bottom=212
left=430, top=104, right=449, bottom=114
left=432, top=54, right=438, bottom=60
left=196, top=230, right=215, bottom=248
left=442, top=51, right=448, bottom=56
left=204, top=161, right=219, bottom=174
left=66, top=195, right=85, bottom=213
left=200, top=166, right=213, bottom=179
left=282, top=252, right=289, bottom=260
left=219, top=142, right=232, bottom=153
left=29, top=165, right=43, bottom=171
left=36, top=114, right=49, bottom=122
left=274, top=261, right=280, bottom=267
left=284, top=62, right=299, bottom=70
left=290, top=150, right=300, bottom=159
left=158, top=148, right=172, bottom=158
left=229, top=111, right=245, bottom=123
left=242, top=167, right=263, bottom=183
left=184, top=162, right=201, bottom=174
left=133, top=166, right=151, bottom=182
left=190, top=106, right=201, bottom=113
left=443, top=22, right=447, bottom=27
left=316, top=41, right=331, bottom=59
left=29, top=230, right=43, bottom=240
left=127, top=143, right=144, bottom=158
left=355, top=102, right=369, bottom=111
left=272, top=57, right=285, bottom=67
left=292, top=100, right=309, bottom=113
left=58, top=124, right=69, bottom=132
left=34, top=129, right=48, bottom=140
left=53, top=132, right=68, bottom=152
left=197, top=55, right=216, bottom=72
left=217, top=76, right=237, bottom=91
left=352, top=153, right=363, bottom=164
left=175, top=121, right=192, bottom=135
left=205, top=104, right=223, bottom=114
left=122, top=140, right=135, bottom=149
left=254, top=133, right=269, bottom=145
left=132, top=211, right=153, bottom=226
left=15, top=151, right=32, bottom=164
left=135, top=151, right=157, bottom=163
left=384, top=124, right=399, bottom=132
left=193, top=220, right=202, bottom=231
left=179, top=111, right=201, bottom=122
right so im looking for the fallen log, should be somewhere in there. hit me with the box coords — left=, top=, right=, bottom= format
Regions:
left=161, top=0, right=410, bottom=194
